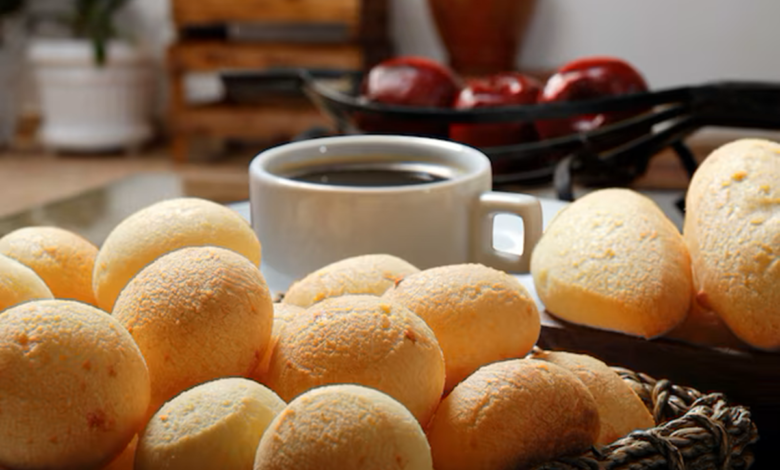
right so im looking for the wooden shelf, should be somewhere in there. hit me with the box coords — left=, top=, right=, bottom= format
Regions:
left=168, top=42, right=363, bottom=73
left=166, top=0, right=389, bottom=162
left=172, top=0, right=361, bottom=27
left=166, top=41, right=365, bottom=162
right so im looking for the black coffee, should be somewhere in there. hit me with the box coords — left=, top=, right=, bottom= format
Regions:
left=286, top=162, right=455, bottom=187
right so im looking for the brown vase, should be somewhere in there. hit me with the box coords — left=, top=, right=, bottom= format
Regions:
left=427, top=0, right=536, bottom=76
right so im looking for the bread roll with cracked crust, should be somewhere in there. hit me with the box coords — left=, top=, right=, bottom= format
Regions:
left=528, top=350, right=654, bottom=445
left=531, top=188, right=692, bottom=338
left=683, top=138, right=780, bottom=350
left=283, top=254, right=419, bottom=308
left=426, top=359, right=600, bottom=470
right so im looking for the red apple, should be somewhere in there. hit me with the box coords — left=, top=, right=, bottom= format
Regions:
left=357, top=56, right=462, bottom=137
left=449, top=72, right=542, bottom=148
left=535, top=56, right=649, bottom=140
left=362, top=55, right=462, bottom=107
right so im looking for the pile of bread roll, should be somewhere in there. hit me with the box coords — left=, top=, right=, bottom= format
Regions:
left=0, top=203, right=654, bottom=470
left=531, top=138, right=779, bottom=351
left=0, top=138, right=774, bottom=470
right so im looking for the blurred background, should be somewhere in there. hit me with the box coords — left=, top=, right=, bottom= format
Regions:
left=1, top=0, right=780, bottom=222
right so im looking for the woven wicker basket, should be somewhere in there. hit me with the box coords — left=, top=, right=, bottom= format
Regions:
left=532, top=362, right=759, bottom=470
left=271, top=291, right=759, bottom=469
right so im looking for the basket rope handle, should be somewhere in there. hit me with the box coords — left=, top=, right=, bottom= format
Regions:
left=529, top=354, right=758, bottom=470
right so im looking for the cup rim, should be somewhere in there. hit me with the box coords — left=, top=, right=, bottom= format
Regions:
left=249, top=135, right=492, bottom=194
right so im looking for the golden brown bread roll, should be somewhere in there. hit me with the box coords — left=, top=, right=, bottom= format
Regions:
left=0, top=226, right=98, bottom=306
left=528, top=350, right=654, bottom=445
left=252, top=303, right=305, bottom=381
left=531, top=188, right=692, bottom=339
left=93, top=198, right=262, bottom=312
left=0, top=300, right=150, bottom=470
left=665, top=290, right=748, bottom=350
left=253, top=385, right=433, bottom=470
left=0, top=253, right=53, bottom=312
left=426, top=359, right=600, bottom=470
left=383, top=263, right=540, bottom=392
left=263, top=295, right=445, bottom=425
left=683, top=138, right=780, bottom=350
left=112, top=246, right=274, bottom=416
left=101, top=435, right=138, bottom=470
left=136, top=378, right=285, bottom=470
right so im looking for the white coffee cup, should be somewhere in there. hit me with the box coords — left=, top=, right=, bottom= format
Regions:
left=249, top=135, right=542, bottom=287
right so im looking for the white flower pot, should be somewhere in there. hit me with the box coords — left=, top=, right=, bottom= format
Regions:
left=28, top=39, right=155, bottom=153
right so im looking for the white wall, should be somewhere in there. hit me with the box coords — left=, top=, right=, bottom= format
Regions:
left=132, top=0, right=780, bottom=88
left=392, top=0, right=780, bottom=88
left=123, top=0, right=174, bottom=61
left=37, top=0, right=780, bottom=88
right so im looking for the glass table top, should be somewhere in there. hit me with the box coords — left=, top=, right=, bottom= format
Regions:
left=0, top=169, right=688, bottom=248
left=0, top=170, right=687, bottom=297
left=0, top=172, right=218, bottom=246
left=0, top=171, right=561, bottom=298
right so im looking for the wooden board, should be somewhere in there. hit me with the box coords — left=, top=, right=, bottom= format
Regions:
left=172, top=0, right=361, bottom=27
left=537, top=312, right=779, bottom=469
left=168, top=42, right=363, bottom=73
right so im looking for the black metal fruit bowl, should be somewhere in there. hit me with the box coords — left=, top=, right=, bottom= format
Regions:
left=234, top=68, right=780, bottom=198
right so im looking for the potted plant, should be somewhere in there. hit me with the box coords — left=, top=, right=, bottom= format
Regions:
left=28, top=0, right=154, bottom=153
left=0, top=0, right=26, bottom=147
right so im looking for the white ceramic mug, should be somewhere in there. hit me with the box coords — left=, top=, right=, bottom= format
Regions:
left=249, top=135, right=542, bottom=286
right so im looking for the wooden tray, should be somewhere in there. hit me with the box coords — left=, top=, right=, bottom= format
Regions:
left=538, top=312, right=779, bottom=470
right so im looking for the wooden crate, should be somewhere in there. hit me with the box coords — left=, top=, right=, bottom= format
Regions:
left=167, top=0, right=390, bottom=162
left=167, top=41, right=363, bottom=162
left=172, top=0, right=361, bottom=28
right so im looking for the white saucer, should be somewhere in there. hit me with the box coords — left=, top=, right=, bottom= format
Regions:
left=229, top=197, right=569, bottom=310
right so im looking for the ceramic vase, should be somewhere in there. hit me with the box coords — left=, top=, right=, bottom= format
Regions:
left=427, top=0, right=536, bottom=76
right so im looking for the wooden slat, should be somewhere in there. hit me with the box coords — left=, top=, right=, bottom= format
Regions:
left=357, top=0, right=390, bottom=43
left=168, top=42, right=363, bottom=72
left=167, top=68, right=191, bottom=163
left=171, top=103, right=329, bottom=139
left=172, top=0, right=361, bottom=27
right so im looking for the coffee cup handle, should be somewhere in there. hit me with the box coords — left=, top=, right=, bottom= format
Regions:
left=472, top=192, right=543, bottom=273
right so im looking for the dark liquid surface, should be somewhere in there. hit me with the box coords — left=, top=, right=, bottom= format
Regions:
left=287, top=163, right=455, bottom=187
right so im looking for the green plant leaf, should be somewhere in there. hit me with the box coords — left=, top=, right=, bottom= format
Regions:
left=72, top=0, right=130, bottom=65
